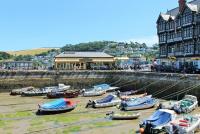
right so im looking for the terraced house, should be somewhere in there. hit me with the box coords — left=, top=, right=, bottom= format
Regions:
left=157, top=0, right=200, bottom=71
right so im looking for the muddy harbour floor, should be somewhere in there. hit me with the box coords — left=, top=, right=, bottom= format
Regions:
left=0, top=93, right=200, bottom=134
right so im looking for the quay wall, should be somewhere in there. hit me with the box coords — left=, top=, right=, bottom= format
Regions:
left=0, top=70, right=200, bottom=101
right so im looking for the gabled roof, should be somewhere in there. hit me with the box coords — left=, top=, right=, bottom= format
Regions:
left=187, top=3, right=198, bottom=11
left=55, top=52, right=114, bottom=58
left=166, top=0, right=200, bottom=16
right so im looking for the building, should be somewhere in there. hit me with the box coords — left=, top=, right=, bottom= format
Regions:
left=0, top=61, right=34, bottom=70
left=54, top=52, right=115, bottom=70
left=157, top=0, right=200, bottom=70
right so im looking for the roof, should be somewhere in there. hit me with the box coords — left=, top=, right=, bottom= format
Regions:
left=166, top=0, right=200, bottom=16
left=55, top=52, right=114, bottom=58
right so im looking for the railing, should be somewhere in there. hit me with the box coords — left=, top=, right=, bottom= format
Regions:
left=167, top=39, right=174, bottom=43
left=175, top=52, right=184, bottom=56
left=174, top=37, right=182, bottom=42
left=168, top=53, right=175, bottom=56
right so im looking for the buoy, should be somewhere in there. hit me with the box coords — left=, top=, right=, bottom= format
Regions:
left=139, top=128, right=145, bottom=134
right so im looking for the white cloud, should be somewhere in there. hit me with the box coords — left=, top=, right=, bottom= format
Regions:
left=121, top=35, right=158, bottom=47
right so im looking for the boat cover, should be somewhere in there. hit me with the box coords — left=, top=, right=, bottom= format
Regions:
left=96, top=95, right=115, bottom=104
left=40, top=98, right=73, bottom=109
left=144, top=110, right=173, bottom=127
left=122, top=95, right=153, bottom=107
left=94, top=84, right=110, bottom=90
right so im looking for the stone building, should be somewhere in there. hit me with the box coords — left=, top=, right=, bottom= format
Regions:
left=54, top=52, right=115, bottom=70
left=157, top=0, right=200, bottom=70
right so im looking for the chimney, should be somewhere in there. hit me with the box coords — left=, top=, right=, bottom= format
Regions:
left=179, top=0, right=186, bottom=12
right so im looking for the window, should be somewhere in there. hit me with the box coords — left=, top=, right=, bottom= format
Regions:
left=183, top=27, right=193, bottom=38
left=160, top=46, right=166, bottom=55
left=184, top=42, right=194, bottom=54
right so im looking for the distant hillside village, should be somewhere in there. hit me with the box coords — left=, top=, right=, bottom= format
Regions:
left=0, top=41, right=159, bottom=70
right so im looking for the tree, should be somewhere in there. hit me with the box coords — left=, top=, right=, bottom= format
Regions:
left=0, top=52, right=12, bottom=60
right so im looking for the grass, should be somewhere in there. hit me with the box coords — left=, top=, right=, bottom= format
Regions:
left=7, top=48, right=58, bottom=56
left=0, top=111, right=33, bottom=118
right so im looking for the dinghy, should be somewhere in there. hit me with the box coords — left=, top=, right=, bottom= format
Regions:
left=158, top=95, right=198, bottom=113
left=139, top=109, right=177, bottom=134
left=86, top=94, right=121, bottom=108
left=93, top=84, right=119, bottom=92
left=47, top=90, right=80, bottom=99
left=164, top=114, right=200, bottom=134
left=82, top=89, right=106, bottom=97
left=120, top=95, right=157, bottom=111
left=10, top=86, right=35, bottom=95
left=21, top=84, right=70, bottom=97
left=37, top=98, right=76, bottom=114
left=107, top=111, right=140, bottom=120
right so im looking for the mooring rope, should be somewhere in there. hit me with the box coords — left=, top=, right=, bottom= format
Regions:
left=152, top=76, right=187, bottom=97
left=161, top=83, right=200, bottom=100
left=136, top=74, right=169, bottom=92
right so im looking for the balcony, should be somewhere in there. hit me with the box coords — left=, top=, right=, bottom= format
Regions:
left=174, top=37, right=182, bottom=42
left=167, top=39, right=174, bottom=43
left=160, top=54, right=167, bottom=58
left=159, top=41, right=166, bottom=44
left=158, top=30, right=166, bottom=34
left=183, top=36, right=193, bottom=40
left=182, top=22, right=192, bottom=27
left=168, top=53, right=175, bottom=56
left=175, top=52, right=184, bottom=56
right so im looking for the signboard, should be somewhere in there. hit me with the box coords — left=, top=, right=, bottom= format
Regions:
left=79, top=58, right=93, bottom=62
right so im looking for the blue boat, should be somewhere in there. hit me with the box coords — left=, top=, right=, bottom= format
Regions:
left=37, top=98, right=76, bottom=114
left=139, top=109, right=176, bottom=134
left=120, top=95, right=157, bottom=111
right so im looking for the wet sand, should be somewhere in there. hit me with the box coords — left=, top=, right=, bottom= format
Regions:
left=0, top=93, right=199, bottom=134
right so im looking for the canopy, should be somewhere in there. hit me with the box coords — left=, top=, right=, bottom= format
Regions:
left=96, top=95, right=115, bottom=104
left=123, top=95, right=152, bottom=107
left=41, top=98, right=73, bottom=109
left=94, top=84, right=110, bottom=90
left=144, top=110, right=173, bottom=127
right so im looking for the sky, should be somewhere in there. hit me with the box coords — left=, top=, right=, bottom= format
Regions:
left=0, top=0, right=181, bottom=51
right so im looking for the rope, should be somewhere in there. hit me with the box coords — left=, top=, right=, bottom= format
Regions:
left=137, top=74, right=169, bottom=92
left=161, top=83, right=200, bottom=100
left=153, top=78, right=187, bottom=97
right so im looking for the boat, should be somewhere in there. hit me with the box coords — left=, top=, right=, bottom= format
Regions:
left=158, top=95, right=198, bottom=113
left=107, top=111, right=140, bottom=120
left=82, top=84, right=119, bottom=94
left=119, top=92, right=147, bottom=100
left=47, top=90, right=80, bottom=99
left=82, top=89, right=106, bottom=97
left=21, top=84, right=70, bottom=97
left=37, top=98, right=76, bottom=114
left=116, top=90, right=138, bottom=96
left=86, top=94, right=121, bottom=108
left=120, top=95, right=157, bottom=111
left=93, top=84, right=119, bottom=92
left=139, top=109, right=177, bottom=134
left=163, top=114, right=200, bottom=134
left=10, top=86, right=35, bottom=95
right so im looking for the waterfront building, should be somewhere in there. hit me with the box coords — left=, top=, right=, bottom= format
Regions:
left=0, top=61, right=34, bottom=70
left=54, top=52, right=115, bottom=70
left=157, top=0, right=200, bottom=71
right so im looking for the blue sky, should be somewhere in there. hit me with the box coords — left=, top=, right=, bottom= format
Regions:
left=0, top=0, right=180, bottom=51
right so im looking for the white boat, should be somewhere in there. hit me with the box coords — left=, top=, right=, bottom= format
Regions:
left=159, top=95, right=198, bottom=113
left=82, top=89, right=106, bottom=97
left=92, top=94, right=121, bottom=108
left=22, top=84, right=70, bottom=96
left=164, top=114, right=200, bottom=134
left=107, top=111, right=140, bottom=120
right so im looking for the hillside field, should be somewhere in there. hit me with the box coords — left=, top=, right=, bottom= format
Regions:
left=7, top=48, right=59, bottom=56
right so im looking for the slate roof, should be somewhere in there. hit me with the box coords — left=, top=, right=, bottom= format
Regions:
left=166, top=0, right=200, bottom=16
left=55, top=52, right=114, bottom=58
